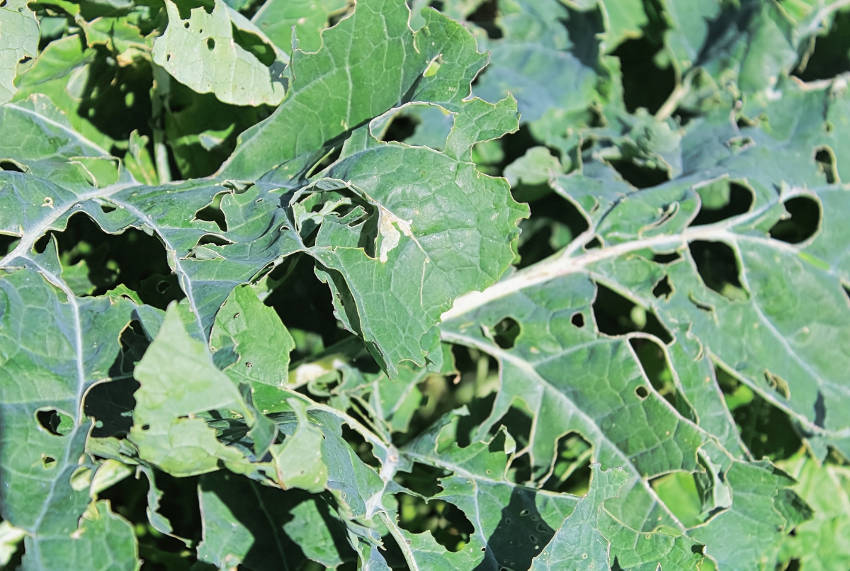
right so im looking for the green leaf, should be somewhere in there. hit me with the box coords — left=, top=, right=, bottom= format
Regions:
left=0, top=0, right=39, bottom=104
left=152, top=0, right=285, bottom=106
left=0, top=259, right=137, bottom=559
left=128, top=304, right=258, bottom=476
left=269, top=399, right=328, bottom=492
left=24, top=501, right=138, bottom=571
left=210, top=284, right=295, bottom=393
left=252, top=0, right=348, bottom=53
left=402, top=410, right=579, bottom=568
left=5, top=0, right=850, bottom=567
left=197, top=470, right=353, bottom=569
left=306, top=143, right=526, bottom=373
left=473, top=0, right=600, bottom=122
left=219, top=0, right=487, bottom=179
left=777, top=453, right=850, bottom=570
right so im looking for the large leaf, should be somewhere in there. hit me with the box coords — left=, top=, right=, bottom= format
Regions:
left=0, top=256, right=138, bottom=567
left=219, top=0, right=488, bottom=179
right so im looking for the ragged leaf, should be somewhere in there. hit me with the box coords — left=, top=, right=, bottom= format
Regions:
left=129, top=304, right=261, bottom=476
left=220, top=0, right=488, bottom=179
left=3, top=0, right=850, bottom=567
left=152, top=0, right=285, bottom=106
left=0, top=0, right=38, bottom=104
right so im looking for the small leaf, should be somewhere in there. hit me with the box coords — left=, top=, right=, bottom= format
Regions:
left=270, top=400, right=328, bottom=493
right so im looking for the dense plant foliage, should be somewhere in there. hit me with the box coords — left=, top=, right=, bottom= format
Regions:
left=2, top=0, right=850, bottom=568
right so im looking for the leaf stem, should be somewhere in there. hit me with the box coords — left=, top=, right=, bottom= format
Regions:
left=378, top=512, right=419, bottom=571
left=151, top=64, right=173, bottom=184
left=655, top=71, right=693, bottom=122
left=281, top=389, right=394, bottom=456
left=440, top=200, right=804, bottom=322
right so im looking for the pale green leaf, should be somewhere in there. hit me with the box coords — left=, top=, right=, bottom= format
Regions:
left=129, top=304, right=257, bottom=476
left=252, top=0, right=347, bottom=53
left=269, top=400, right=328, bottom=492
left=210, top=284, right=295, bottom=392
left=0, top=0, right=39, bottom=104
left=22, top=501, right=138, bottom=571
left=777, top=453, right=850, bottom=570
left=152, top=0, right=285, bottom=106
left=0, top=259, right=137, bottom=559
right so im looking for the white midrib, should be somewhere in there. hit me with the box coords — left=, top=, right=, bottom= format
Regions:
left=24, top=257, right=88, bottom=534
left=441, top=221, right=798, bottom=322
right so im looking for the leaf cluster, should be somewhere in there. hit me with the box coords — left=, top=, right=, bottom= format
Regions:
left=1, top=0, right=850, bottom=569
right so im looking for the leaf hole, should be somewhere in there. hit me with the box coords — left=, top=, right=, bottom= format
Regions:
left=491, top=317, right=520, bottom=349
left=726, top=136, right=754, bottom=152
left=607, top=158, right=670, bottom=188
left=570, top=312, right=585, bottom=328
left=652, top=275, right=672, bottom=300
left=166, top=53, right=172, bottom=62
left=688, top=240, right=748, bottom=301
left=467, top=0, right=502, bottom=40
left=454, top=391, right=498, bottom=447
left=99, top=204, right=116, bottom=214
left=36, top=408, right=73, bottom=436
left=0, top=234, right=18, bottom=256
left=340, top=424, right=380, bottom=469
left=394, top=494, right=473, bottom=552
left=592, top=283, right=673, bottom=343
left=629, top=338, right=695, bottom=421
left=517, top=191, right=590, bottom=269
left=688, top=295, right=713, bottom=313
left=650, top=472, right=703, bottom=527
left=0, top=160, right=25, bottom=172
left=541, top=432, right=592, bottom=495
left=613, top=34, right=676, bottom=115
left=381, top=114, right=418, bottom=143
left=141, top=424, right=150, bottom=431
left=692, top=181, right=753, bottom=226
left=814, top=146, right=837, bottom=183
left=183, top=21, right=190, bottom=29
left=768, top=196, right=820, bottom=244
left=206, top=38, right=215, bottom=50
left=635, top=385, right=649, bottom=399
left=263, top=256, right=351, bottom=362
left=196, top=233, right=233, bottom=247
left=489, top=406, right=532, bottom=457
left=86, top=322, right=145, bottom=437
left=42, top=455, right=56, bottom=469
left=48, top=212, right=181, bottom=307
left=194, top=202, right=227, bottom=231
left=793, top=9, right=850, bottom=81
left=715, top=366, right=801, bottom=460
left=394, top=462, right=447, bottom=497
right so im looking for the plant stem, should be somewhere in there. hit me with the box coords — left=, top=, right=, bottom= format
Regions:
left=378, top=512, right=419, bottom=571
